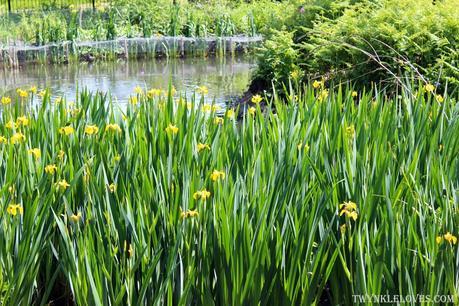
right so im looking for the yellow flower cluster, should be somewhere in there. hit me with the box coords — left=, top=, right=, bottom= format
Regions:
left=5, top=120, right=16, bottom=129
left=339, top=201, right=358, bottom=221
left=312, top=80, right=322, bottom=89
left=45, top=164, right=58, bottom=174
left=59, top=125, right=75, bottom=135
left=1, top=96, right=11, bottom=105
left=66, top=103, right=81, bottom=117
left=424, top=83, right=435, bottom=93
left=134, top=86, right=143, bottom=95
left=197, top=86, right=208, bottom=95
left=16, top=89, right=28, bottom=98
left=197, top=143, right=210, bottom=152
left=17, top=116, right=29, bottom=127
left=27, top=148, right=41, bottom=160
left=251, top=95, right=262, bottom=104
left=210, top=170, right=225, bottom=182
left=105, top=123, right=122, bottom=133
left=297, top=143, right=310, bottom=152
left=165, top=124, right=179, bottom=135
left=201, top=104, right=221, bottom=113
left=6, top=117, right=29, bottom=130
left=70, top=212, right=82, bottom=223
left=57, top=179, right=70, bottom=190
left=129, top=96, right=138, bottom=105
left=312, top=79, right=328, bottom=101
left=226, top=109, right=235, bottom=119
left=214, top=117, right=224, bottom=125
left=318, top=89, right=329, bottom=101
left=85, top=125, right=99, bottom=135
left=193, top=189, right=211, bottom=201
left=345, top=124, right=355, bottom=137
left=290, top=70, right=300, bottom=79
left=180, top=209, right=199, bottom=219
left=147, top=88, right=162, bottom=98
left=7, top=204, right=23, bottom=216
left=108, top=183, right=117, bottom=193
left=436, top=232, right=457, bottom=245
left=6, top=204, right=24, bottom=216
left=10, top=132, right=26, bottom=144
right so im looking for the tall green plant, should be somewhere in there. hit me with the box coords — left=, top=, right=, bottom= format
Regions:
left=0, top=83, right=458, bottom=304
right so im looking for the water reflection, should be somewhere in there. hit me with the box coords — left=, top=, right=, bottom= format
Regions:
left=0, top=57, right=255, bottom=106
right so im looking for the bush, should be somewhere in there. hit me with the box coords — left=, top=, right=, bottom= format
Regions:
left=249, top=0, right=356, bottom=91
left=252, top=29, right=302, bottom=90
left=301, top=0, right=459, bottom=89
left=287, top=0, right=354, bottom=41
left=251, top=0, right=459, bottom=92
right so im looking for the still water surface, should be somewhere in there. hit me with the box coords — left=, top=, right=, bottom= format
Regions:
left=0, top=57, right=255, bottom=106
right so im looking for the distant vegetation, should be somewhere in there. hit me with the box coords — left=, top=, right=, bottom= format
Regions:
left=0, top=0, right=290, bottom=45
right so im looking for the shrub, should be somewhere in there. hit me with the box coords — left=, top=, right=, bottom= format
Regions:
left=249, top=0, right=354, bottom=90
left=301, top=0, right=459, bottom=89
left=250, top=0, right=459, bottom=92
left=287, top=0, right=354, bottom=41
left=252, top=29, right=302, bottom=90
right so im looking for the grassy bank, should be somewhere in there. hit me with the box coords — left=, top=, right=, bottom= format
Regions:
left=0, top=84, right=458, bottom=304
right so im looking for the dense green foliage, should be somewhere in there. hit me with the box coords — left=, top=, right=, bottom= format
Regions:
left=303, top=0, right=459, bottom=88
left=255, top=0, right=459, bottom=92
left=253, top=29, right=302, bottom=88
left=1, top=0, right=459, bottom=304
left=0, top=84, right=459, bottom=304
left=0, top=0, right=290, bottom=45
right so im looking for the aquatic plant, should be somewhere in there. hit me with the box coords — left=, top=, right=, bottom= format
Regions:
left=0, top=84, right=458, bottom=304
left=0, top=0, right=288, bottom=46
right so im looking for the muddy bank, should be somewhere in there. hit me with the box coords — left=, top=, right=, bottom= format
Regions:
left=231, top=76, right=272, bottom=117
left=0, top=36, right=262, bottom=67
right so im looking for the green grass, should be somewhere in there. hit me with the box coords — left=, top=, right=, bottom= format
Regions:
left=0, top=0, right=95, bottom=13
left=0, top=83, right=458, bottom=305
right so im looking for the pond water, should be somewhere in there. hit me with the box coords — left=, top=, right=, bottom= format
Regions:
left=0, top=56, right=256, bottom=107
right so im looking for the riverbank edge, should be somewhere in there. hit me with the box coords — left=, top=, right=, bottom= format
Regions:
left=0, top=35, right=263, bottom=67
